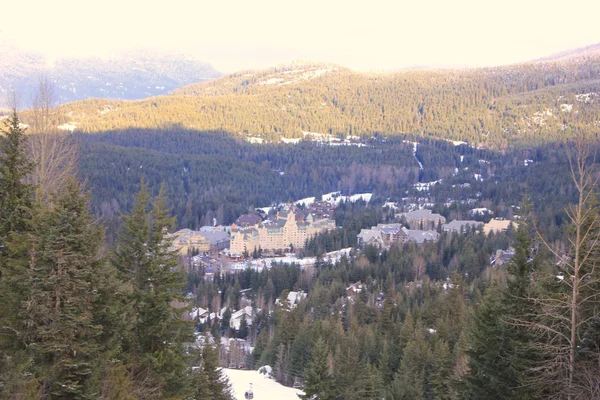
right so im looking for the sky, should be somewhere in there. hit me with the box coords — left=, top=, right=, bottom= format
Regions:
left=2, top=0, right=600, bottom=73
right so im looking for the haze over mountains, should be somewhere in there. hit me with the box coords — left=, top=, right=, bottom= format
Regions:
left=0, top=43, right=221, bottom=107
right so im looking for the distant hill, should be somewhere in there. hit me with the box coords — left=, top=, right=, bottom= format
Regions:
left=0, top=45, right=221, bottom=107
left=533, top=43, right=600, bottom=62
left=20, top=44, right=600, bottom=149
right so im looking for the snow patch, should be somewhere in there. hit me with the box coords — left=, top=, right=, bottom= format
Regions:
left=57, top=121, right=78, bottom=132
left=413, top=180, right=442, bottom=192
left=575, top=92, right=598, bottom=104
left=223, top=368, right=303, bottom=400
left=296, top=197, right=316, bottom=207
left=245, top=136, right=264, bottom=144
left=281, top=137, right=301, bottom=144
left=446, top=139, right=468, bottom=146
left=321, top=192, right=372, bottom=205
left=403, top=140, right=423, bottom=170
left=560, top=103, right=573, bottom=112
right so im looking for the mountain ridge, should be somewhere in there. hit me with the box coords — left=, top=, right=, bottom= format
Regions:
left=0, top=45, right=221, bottom=107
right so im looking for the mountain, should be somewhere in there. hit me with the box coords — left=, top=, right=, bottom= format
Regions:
left=0, top=45, right=221, bottom=107
left=533, top=42, right=600, bottom=62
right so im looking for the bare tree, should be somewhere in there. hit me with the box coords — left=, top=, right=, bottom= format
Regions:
left=528, top=130, right=600, bottom=399
left=27, top=75, right=79, bottom=203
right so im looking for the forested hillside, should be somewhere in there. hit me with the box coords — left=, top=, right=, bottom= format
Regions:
left=50, top=46, right=600, bottom=149
left=186, top=136, right=600, bottom=400
left=77, top=127, right=582, bottom=245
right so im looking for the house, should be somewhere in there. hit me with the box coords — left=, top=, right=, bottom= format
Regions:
left=357, top=228, right=385, bottom=248
left=170, top=228, right=231, bottom=255
left=491, top=247, right=516, bottom=266
left=346, top=282, right=365, bottom=297
left=170, top=229, right=211, bottom=254
left=357, top=223, right=438, bottom=248
left=230, top=306, right=255, bottom=330
left=190, top=306, right=211, bottom=324
left=483, top=219, right=518, bottom=234
left=398, top=209, right=446, bottom=230
left=442, top=220, right=483, bottom=233
left=234, top=213, right=262, bottom=227
left=199, top=230, right=231, bottom=252
left=308, top=200, right=335, bottom=219
left=275, top=290, right=308, bottom=310
left=357, top=223, right=409, bottom=248
left=405, top=229, right=439, bottom=244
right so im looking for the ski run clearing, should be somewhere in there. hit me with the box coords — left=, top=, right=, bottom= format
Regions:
left=223, top=368, right=304, bottom=400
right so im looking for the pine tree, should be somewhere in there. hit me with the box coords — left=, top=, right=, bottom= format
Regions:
left=113, top=181, right=194, bottom=397
left=190, top=342, right=233, bottom=400
left=388, top=322, right=430, bottom=400
left=429, top=340, right=453, bottom=400
left=333, top=331, right=369, bottom=400
left=0, top=110, right=35, bottom=244
left=21, top=180, right=106, bottom=399
left=0, top=110, right=37, bottom=397
left=462, top=226, right=538, bottom=399
left=300, top=337, right=335, bottom=400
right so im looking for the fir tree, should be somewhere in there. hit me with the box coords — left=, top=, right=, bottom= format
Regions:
left=113, top=181, right=194, bottom=397
left=388, top=322, right=430, bottom=400
left=463, top=226, right=538, bottom=399
left=0, top=110, right=37, bottom=397
left=0, top=110, right=35, bottom=245
left=300, top=337, right=335, bottom=400
left=190, top=341, right=233, bottom=400
left=22, top=180, right=106, bottom=399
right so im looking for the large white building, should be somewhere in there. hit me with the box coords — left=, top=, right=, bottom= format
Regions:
left=230, top=207, right=335, bottom=256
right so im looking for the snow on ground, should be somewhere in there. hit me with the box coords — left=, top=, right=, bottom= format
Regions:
left=446, top=139, right=468, bottom=146
left=560, top=103, right=573, bottom=112
left=245, top=136, right=264, bottom=144
left=347, top=193, right=372, bottom=203
left=256, top=206, right=274, bottom=215
left=575, top=92, right=598, bottom=103
left=229, top=248, right=353, bottom=272
left=321, top=192, right=372, bottom=205
left=57, top=121, right=78, bottom=132
left=281, top=137, right=302, bottom=144
left=413, top=180, right=442, bottom=191
left=223, top=368, right=303, bottom=400
left=296, top=196, right=316, bottom=207
left=403, top=140, right=423, bottom=170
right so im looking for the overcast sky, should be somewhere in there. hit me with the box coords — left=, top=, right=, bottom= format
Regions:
left=2, top=0, right=599, bottom=73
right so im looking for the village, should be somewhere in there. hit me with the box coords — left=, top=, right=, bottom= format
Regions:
left=168, top=190, right=519, bottom=372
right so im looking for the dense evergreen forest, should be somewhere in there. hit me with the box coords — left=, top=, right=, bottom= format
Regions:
left=40, top=46, right=600, bottom=150
left=0, top=113, right=233, bottom=399
left=187, top=137, right=600, bottom=400
left=77, top=127, right=581, bottom=244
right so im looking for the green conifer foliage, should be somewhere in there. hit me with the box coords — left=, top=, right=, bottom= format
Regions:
left=463, top=226, right=538, bottom=399
left=300, top=337, right=335, bottom=400
left=113, top=181, right=193, bottom=397
left=190, top=342, right=233, bottom=400
left=0, top=110, right=35, bottom=241
left=23, top=180, right=105, bottom=399
left=0, top=110, right=36, bottom=397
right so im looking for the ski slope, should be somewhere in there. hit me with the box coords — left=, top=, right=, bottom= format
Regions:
left=223, top=368, right=304, bottom=400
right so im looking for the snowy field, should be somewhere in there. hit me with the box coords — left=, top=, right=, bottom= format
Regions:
left=223, top=368, right=303, bottom=400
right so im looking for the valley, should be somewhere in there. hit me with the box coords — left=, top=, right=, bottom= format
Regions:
left=2, top=41, right=600, bottom=399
